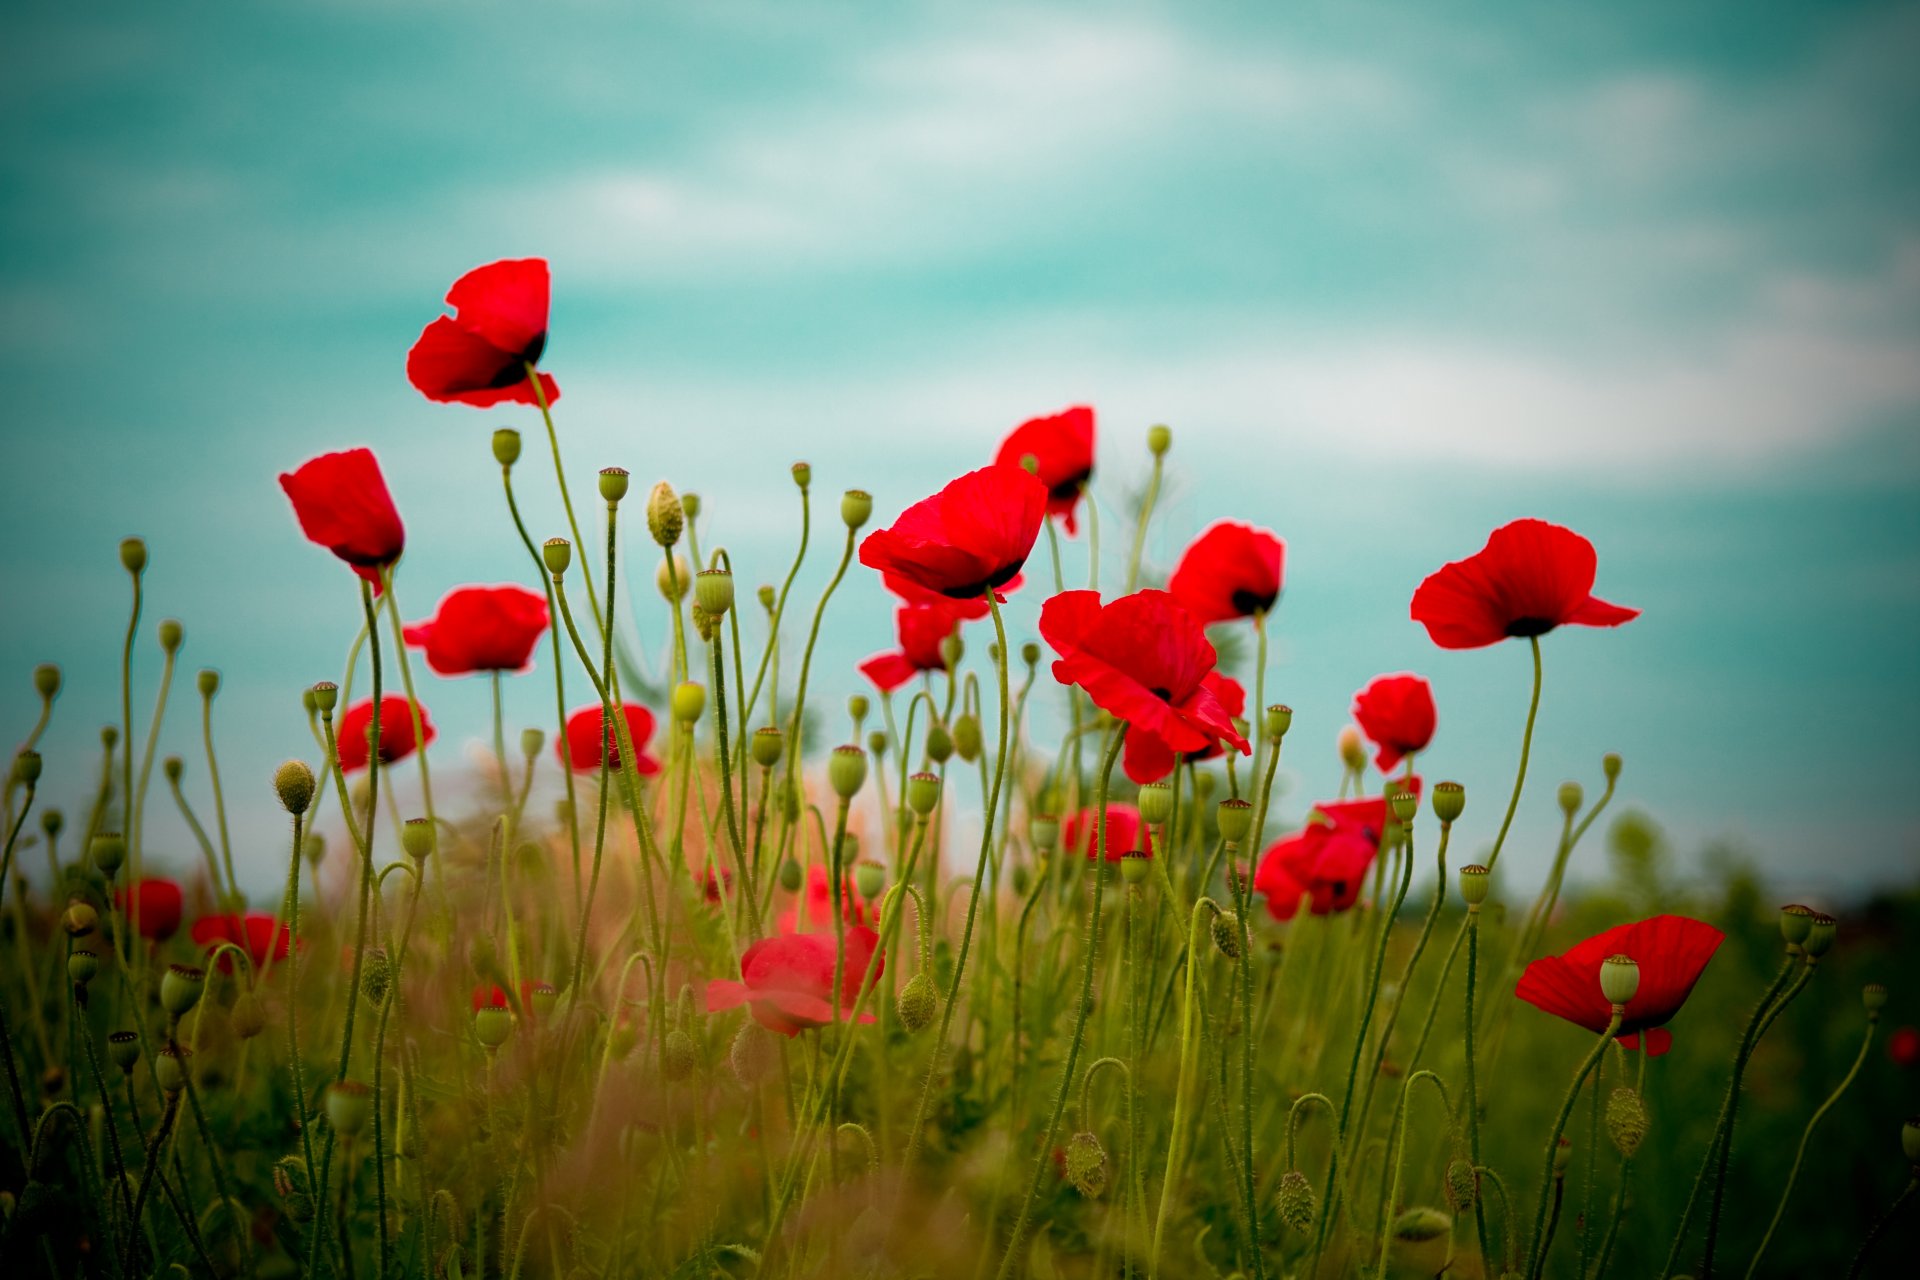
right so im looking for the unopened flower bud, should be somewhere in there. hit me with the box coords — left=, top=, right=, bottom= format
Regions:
left=1432, top=782, right=1465, bottom=824
left=520, top=727, right=545, bottom=759
left=1458, top=864, right=1490, bottom=907
left=672, top=681, right=707, bottom=723
left=326, top=1080, right=371, bottom=1137
left=791, top=461, right=811, bottom=489
left=68, top=949, right=100, bottom=986
left=898, top=973, right=939, bottom=1033
left=1212, top=912, right=1243, bottom=959
left=161, top=964, right=206, bottom=1017
left=757, top=583, right=776, bottom=611
left=13, top=751, right=41, bottom=785
left=153, top=1044, right=189, bottom=1094
left=730, top=1021, right=777, bottom=1087
left=646, top=482, right=682, bottom=545
left=158, top=618, right=184, bottom=653
left=41, top=810, right=63, bottom=843
left=528, top=982, right=557, bottom=1021
left=101, top=724, right=119, bottom=750
left=33, top=663, right=61, bottom=699
left=1558, top=781, right=1583, bottom=815
left=542, top=538, right=572, bottom=577
left=197, top=668, right=219, bottom=697
left=230, top=991, right=267, bottom=1039
left=274, top=760, right=316, bottom=815
left=1779, top=904, right=1815, bottom=949
left=1606, top=1087, right=1649, bottom=1157
left=751, top=727, right=784, bottom=768
left=92, top=832, right=126, bottom=876
left=867, top=730, right=888, bottom=757
left=1864, top=983, right=1888, bottom=1015
left=829, top=745, right=868, bottom=799
left=599, top=467, right=630, bottom=504
left=1393, top=1208, right=1453, bottom=1244
left=1338, top=726, right=1366, bottom=771
left=1120, top=850, right=1150, bottom=885
left=1065, top=1130, right=1108, bottom=1197
left=1146, top=424, right=1172, bottom=456
left=925, top=723, right=954, bottom=763
left=1602, top=752, right=1622, bottom=782
left=63, top=901, right=97, bottom=937
left=474, top=1006, right=513, bottom=1049
left=120, top=537, right=147, bottom=575
left=1444, top=1158, right=1478, bottom=1212
left=695, top=570, right=734, bottom=616
left=1137, top=782, right=1172, bottom=826
left=854, top=861, right=885, bottom=900
left=1265, top=704, right=1292, bottom=741
left=304, top=832, right=326, bottom=865
left=841, top=489, right=873, bottom=530
left=491, top=428, right=521, bottom=467
left=1600, top=954, right=1640, bottom=1006
left=1277, top=1169, right=1316, bottom=1233
left=663, top=1029, right=697, bottom=1082
left=108, top=1031, right=140, bottom=1074
left=1803, top=912, right=1837, bottom=958
left=401, top=817, right=434, bottom=862
left=778, top=859, right=803, bottom=892
left=162, top=755, right=183, bottom=783
left=895, top=771, right=937, bottom=817
left=944, top=714, right=977, bottom=762
left=1030, top=813, right=1059, bottom=853
left=360, top=948, right=392, bottom=1008
left=657, top=553, right=691, bottom=600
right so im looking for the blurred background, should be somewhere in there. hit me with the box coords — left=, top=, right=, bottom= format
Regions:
left=2, top=0, right=1917, bottom=903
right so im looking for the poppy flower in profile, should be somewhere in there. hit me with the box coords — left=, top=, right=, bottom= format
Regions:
left=191, top=912, right=295, bottom=972
left=1167, top=521, right=1285, bottom=624
left=279, top=448, right=406, bottom=589
left=858, top=604, right=965, bottom=692
left=1122, top=671, right=1246, bottom=784
left=117, top=878, right=183, bottom=942
left=1062, top=802, right=1153, bottom=863
left=778, top=865, right=876, bottom=934
left=557, top=703, right=661, bottom=776
left=994, top=405, right=1095, bottom=535
left=858, top=464, right=1047, bottom=601
left=1253, top=790, right=1414, bottom=921
left=1411, top=518, right=1639, bottom=650
left=337, top=695, right=435, bottom=773
left=1351, top=673, right=1437, bottom=773
left=1515, top=914, right=1724, bottom=1056
left=1041, top=589, right=1249, bottom=780
left=406, top=258, right=560, bottom=407
left=402, top=584, right=550, bottom=677
left=705, top=927, right=884, bottom=1036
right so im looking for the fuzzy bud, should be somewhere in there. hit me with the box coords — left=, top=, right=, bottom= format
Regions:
left=925, top=722, right=954, bottom=764
left=730, top=1022, right=777, bottom=1087
left=1277, top=1170, right=1316, bottom=1233
left=841, top=489, right=873, bottom=530
left=672, top=681, right=707, bottom=724
left=491, top=428, right=521, bottom=467
left=751, top=726, right=784, bottom=768
left=897, top=973, right=939, bottom=1033
left=401, top=817, right=434, bottom=862
left=230, top=991, right=267, bottom=1039
left=647, top=481, right=683, bottom=546
left=598, top=466, right=630, bottom=505
left=1600, top=954, right=1640, bottom=1006
left=542, top=538, right=572, bottom=577
left=1211, top=912, right=1243, bottom=959
left=326, top=1080, right=371, bottom=1137
left=108, top=1031, right=140, bottom=1074
left=1432, top=781, right=1465, bottom=824
left=1458, top=864, right=1490, bottom=907
left=1606, top=1087, right=1649, bottom=1157
left=662, top=1029, right=697, bottom=1082
left=1065, top=1130, right=1108, bottom=1197
left=1137, top=782, right=1173, bottom=826
left=160, top=964, right=206, bottom=1017
left=1393, top=1208, right=1453, bottom=1243
left=120, top=536, right=147, bottom=575
left=1338, top=726, right=1366, bottom=771
left=695, top=569, right=734, bottom=617
left=153, top=1045, right=189, bottom=1094
left=829, top=745, right=869, bottom=799
left=657, top=553, right=691, bottom=601
left=304, top=833, right=326, bottom=865
left=1444, top=1158, right=1478, bottom=1212
left=360, top=948, right=392, bottom=1008
left=275, top=759, right=316, bottom=815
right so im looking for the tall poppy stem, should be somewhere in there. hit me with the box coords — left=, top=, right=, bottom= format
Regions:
left=1488, top=635, right=1542, bottom=873
left=1149, top=894, right=1225, bottom=1279
left=1524, top=1009, right=1622, bottom=1279
left=121, top=554, right=142, bottom=952
left=199, top=678, right=240, bottom=904
left=525, top=363, right=604, bottom=639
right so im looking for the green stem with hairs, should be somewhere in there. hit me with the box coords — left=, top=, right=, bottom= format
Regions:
left=1524, top=1009, right=1622, bottom=1279
left=1150, top=894, right=1225, bottom=1279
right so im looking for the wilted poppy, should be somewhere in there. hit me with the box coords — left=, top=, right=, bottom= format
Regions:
left=858, top=604, right=965, bottom=692
left=337, top=695, right=435, bottom=772
left=858, top=464, right=1046, bottom=601
left=1351, top=673, right=1437, bottom=773
left=406, top=258, right=560, bottom=407
left=117, top=878, right=183, bottom=942
left=994, top=405, right=1095, bottom=535
left=279, top=448, right=405, bottom=588
left=1411, top=518, right=1639, bottom=650
left=1254, top=791, right=1413, bottom=920
left=557, top=703, right=661, bottom=776
left=1041, top=589, right=1248, bottom=781
left=191, top=912, right=294, bottom=971
left=403, top=584, right=550, bottom=677
left=1122, top=671, right=1246, bottom=783
left=1167, top=521, right=1285, bottom=624
left=1062, top=802, right=1153, bottom=863
left=706, top=928, right=884, bottom=1036
left=1515, top=914, right=1724, bottom=1055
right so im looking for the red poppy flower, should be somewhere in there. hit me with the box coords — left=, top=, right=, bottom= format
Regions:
left=405, top=258, right=560, bottom=408
left=1515, top=914, right=1724, bottom=1056
left=881, top=568, right=1016, bottom=619
left=403, top=584, right=550, bottom=677
left=1167, top=521, right=1285, bottom=624
left=1253, top=790, right=1414, bottom=920
left=705, top=927, right=884, bottom=1036
left=337, top=695, right=435, bottom=773
left=1041, top=589, right=1249, bottom=780
left=858, top=464, right=1046, bottom=601
left=994, top=405, right=1095, bottom=535
left=696, top=865, right=734, bottom=906
left=557, top=703, right=661, bottom=776
left=778, top=865, right=877, bottom=933
left=116, top=878, right=183, bottom=942
left=858, top=603, right=965, bottom=692
left=1062, top=802, right=1153, bottom=863
left=471, top=980, right=538, bottom=1012
left=1411, top=518, right=1639, bottom=650
left=279, top=448, right=406, bottom=589
left=1889, top=1026, right=1920, bottom=1068
left=1351, top=673, right=1437, bottom=773
left=191, top=913, right=295, bottom=972
left=1122, top=671, right=1247, bottom=783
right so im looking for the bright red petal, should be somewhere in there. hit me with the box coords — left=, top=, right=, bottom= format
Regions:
left=444, top=258, right=550, bottom=356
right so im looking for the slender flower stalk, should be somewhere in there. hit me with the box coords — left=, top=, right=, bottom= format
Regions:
left=1150, top=894, right=1225, bottom=1278
left=199, top=671, right=241, bottom=904
left=1525, top=1007, right=1624, bottom=1278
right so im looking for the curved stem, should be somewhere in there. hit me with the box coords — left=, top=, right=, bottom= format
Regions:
left=1524, top=1009, right=1622, bottom=1279
left=1847, top=1177, right=1917, bottom=1280
left=1487, top=636, right=1542, bottom=872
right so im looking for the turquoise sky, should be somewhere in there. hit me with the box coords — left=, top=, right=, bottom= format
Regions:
left=3, top=1, right=1917, bottom=900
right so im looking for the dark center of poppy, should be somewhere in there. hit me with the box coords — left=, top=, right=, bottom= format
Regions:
left=1149, top=686, right=1174, bottom=702
left=479, top=332, right=550, bottom=390
left=1230, top=587, right=1278, bottom=617
left=1047, top=468, right=1092, bottom=503
left=1504, top=616, right=1558, bottom=638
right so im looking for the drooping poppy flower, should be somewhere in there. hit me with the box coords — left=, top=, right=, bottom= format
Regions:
left=1122, top=671, right=1246, bottom=783
left=1253, top=789, right=1416, bottom=921
left=1167, top=521, right=1285, bottom=624
left=557, top=703, right=661, bottom=776
left=857, top=464, right=1046, bottom=601
left=858, top=604, right=965, bottom=692
left=1411, top=518, right=1639, bottom=650
left=993, top=405, right=1095, bottom=535
left=778, top=865, right=877, bottom=933
left=1351, top=673, right=1437, bottom=773
left=191, top=912, right=295, bottom=972
left=1062, top=802, right=1153, bottom=863
left=705, top=927, right=885, bottom=1036
left=279, top=448, right=406, bottom=589
left=1041, top=589, right=1249, bottom=781
left=1515, top=914, right=1724, bottom=1056
left=405, top=258, right=560, bottom=407
left=336, top=695, right=434, bottom=772
left=117, top=878, right=183, bottom=942
left=403, top=584, right=550, bottom=677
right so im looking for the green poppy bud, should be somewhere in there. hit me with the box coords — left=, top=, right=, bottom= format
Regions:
left=855, top=860, right=886, bottom=900
left=841, top=489, right=873, bottom=530
left=903, top=771, right=940, bottom=817
left=304, top=832, right=326, bottom=865
left=1277, top=1169, right=1316, bottom=1233
left=952, top=714, right=982, bottom=762
left=1602, top=751, right=1622, bottom=781
left=1146, top=424, right=1172, bottom=456
left=1193, top=770, right=1217, bottom=802
left=847, top=693, right=870, bottom=727
left=757, top=583, right=777, bottom=612
left=158, top=618, right=184, bottom=653
left=360, top=948, right=392, bottom=1008
left=1599, top=954, right=1640, bottom=1006
left=542, top=537, right=572, bottom=577
left=492, top=428, right=521, bottom=467
left=153, top=1045, right=189, bottom=1094
left=108, top=1030, right=140, bottom=1074
left=63, top=901, right=97, bottom=937
left=1557, top=781, right=1583, bottom=815
left=672, top=682, right=707, bottom=724
left=91, top=831, right=126, bottom=876
left=120, top=536, right=147, bottom=575
left=647, top=481, right=683, bottom=546
left=896, top=972, right=939, bottom=1034
left=939, top=631, right=963, bottom=671
left=1338, top=726, right=1366, bottom=771
left=1432, top=781, right=1465, bottom=824
left=275, top=759, right=316, bottom=815
left=925, top=723, right=954, bottom=764
left=529, top=982, right=557, bottom=1021
left=40, top=808, right=63, bottom=840
left=778, top=859, right=803, bottom=893
left=867, top=729, right=887, bottom=756
left=13, top=751, right=41, bottom=785
left=1444, top=1158, right=1478, bottom=1212
left=599, top=466, right=629, bottom=504
left=1211, top=912, right=1242, bottom=959
left=829, top=745, right=868, bottom=799
left=67, top=949, right=99, bottom=986
left=695, top=569, right=734, bottom=617
left=730, top=1021, right=777, bottom=1087
left=1863, top=983, right=1888, bottom=1015
left=163, top=755, right=184, bottom=785
left=663, top=1028, right=697, bottom=1082
left=326, top=1080, right=371, bottom=1137
left=1393, top=1208, right=1453, bottom=1244
left=1120, top=850, right=1150, bottom=885
left=1137, top=782, right=1172, bottom=826
left=1065, top=1130, right=1108, bottom=1197
left=33, top=663, right=61, bottom=699
left=401, top=817, right=434, bottom=862
left=751, top=727, right=784, bottom=768
left=1214, top=798, right=1252, bottom=845
left=1803, top=912, right=1837, bottom=958
left=1265, top=704, right=1292, bottom=741
left=656, top=553, right=691, bottom=601
left=1458, top=864, right=1490, bottom=907
left=160, top=964, right=206, bottom=1017
left=474, top=1006, right=513, bottom=1049
left=680, top=491, right=701, bottom=520
left=791, top=461, right=811, bottom=489
left=230, top=991, right=267, bottom=1040
left=1030, top=813, right=1059, bottom=853
left=520, top=727, right=545, bottom=759
left=1389, top=785, right=1418, bottom=825
left=1606, top=1087, right=1648, bottom=1157
left=1779, top=904, right=1815, bottom=949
